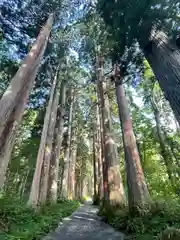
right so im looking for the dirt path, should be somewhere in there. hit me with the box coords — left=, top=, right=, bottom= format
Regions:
left=43, top=204, right=124, bottom=240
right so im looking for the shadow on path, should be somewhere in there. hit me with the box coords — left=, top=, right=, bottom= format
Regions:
left=43, top=203, right=124, bottom=240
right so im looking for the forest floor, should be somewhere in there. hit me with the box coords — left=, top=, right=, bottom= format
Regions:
left=43, top=203, right=125, bottom=240
left=0, top=197, right=80, bottom=240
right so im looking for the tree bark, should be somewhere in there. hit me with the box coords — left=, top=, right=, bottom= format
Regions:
left=48, top=79, right=67, bottom=203
left=151, top=98, right=176, bottom=185
left=104, top=83, right=125, bottom=206
left=96, top=88, right=105, bottom=202
left=142, top=31, right=180, bottom=125
left=28, top=66, right=59, bottom=207
left=96, top=55, right=125, bottom=206
left=97, top=106, right=104, bottom=202
left=96, top=60, right=109, bottom=203
left=68, top=141, right=78, bottom=199
left=96, top=102, right=104, bottom=201
left=0, top=69, right=36, bottom=188
left=0, top=14, right=53, bottom=189
left=115, top=81, right=150, bottom=212
left=93, top=122, right=99, bottom=204
left=61, top=88, right=75, bottom=199
left=67, top=103, right=78, bottom=199
left=38, top=75, right=62, bottom=204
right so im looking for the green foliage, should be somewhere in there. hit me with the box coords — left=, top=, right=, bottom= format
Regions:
left=0, top=196, right=80, bottom=239
left=97, top=0, right=180, bottom=54
left=100, top=199, right=180, bottom=240
left=161, top=228, right=180, bottom=240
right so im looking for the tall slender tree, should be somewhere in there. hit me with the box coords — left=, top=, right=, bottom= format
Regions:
left=38, top=73, right=62, bottom=204
left=96, top=54, right=125, bottom=206
left=0, top=14, right=53, bottom=189
left=96, top=102, right=104, bottom=202
left=28, top=65, right=58, bottom=207
left=92, top=107, right=99, bottom=204
left=68, top=126, right=78, bottom=199
left=114, top=64, right=150, bottom=212
left=151, top=97, right=176, bottom=187
left=61, top=88, right=75, bottom=199
left=48, top=78, right=67, bottom=202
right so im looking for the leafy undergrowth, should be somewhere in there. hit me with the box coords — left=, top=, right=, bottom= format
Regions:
left=0, top=196, right=80, bottom=240
left=99, top=199, right=180, bottom=240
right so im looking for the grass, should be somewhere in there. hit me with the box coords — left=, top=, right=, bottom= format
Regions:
left=99, top=199, right=180, bottom=240
left=0, top=196, right=80, bottom=240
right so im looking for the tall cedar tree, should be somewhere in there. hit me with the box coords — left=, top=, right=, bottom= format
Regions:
left=48, top=79, right=67, bottom=202
left=28, top=64, right=59, bottom=208
left=0, top=14, right=53, bottom=189
left=61, top=88, right=75, bottom=199
left=114, top=65, right=150, bottom=212
left=96, top=54, right=125, bottom=206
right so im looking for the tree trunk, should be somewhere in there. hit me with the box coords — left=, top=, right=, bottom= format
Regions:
left=75, top=162, right=81, bottom=200
left=21, top=169, right=30, bottom=198
left=142, top=31, right=180, bottom=125
left=28, top=66, right=59, bottom=207
left=0, top=14, right=53, bottom=189
left=93, top=124, right=99, bottom=204
left=95, top=92, right=104, bottom=202
left=115, top=81, right=150, bottom=212
left=0, top=68, right=36, bottom=188
left=61, top=89, right=75, bottom=199
left=68, top=142, right=78, bottom=199
left=104, top=83, right=125, bottom=206
left=151, top=98, right=176, bottom=186
left=67, top=104, right=78, bottom=199
left=38, top=75, right=62, bottom=204
left=48, top=79, right=67, bottom=203
left=96, top=55, right=125, bottom=206
left=96, top=61, right=109, bottom=203
left=96, top=89, right=105, bottom=202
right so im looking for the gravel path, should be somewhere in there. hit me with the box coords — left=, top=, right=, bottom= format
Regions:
left=43, top=204, right=125, bottom=240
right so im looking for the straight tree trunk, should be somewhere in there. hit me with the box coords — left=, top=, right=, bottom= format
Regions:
left=48, top=79, right=67, bottom=203
left=142, top=31, right=180, bottom=125
left=21, top=169, right=30, bottom=198
left=96, top=102, right=104, bottom=202
left=38, top=75, right=62, bottom=204
left=104, top=83, right=125, bottom=206
left=0, top=67, right=37, bottom=188
left=67, top=104, right=78, bottom=199
left=68, top=141, right=78, bottom=199
left=0, top=14, right=53, bottom=189
left=96, top=90, right=105, bottom=202
left=151, top=98, right=176, bottom=186
left=93, top=123, right=99, bottom=204
left=96, top=55, right=125, bottom=206
left=75, top=162, right=81, bottom=200
left=115, top=80, right=150, bottom=212
left=61, top=89, right=75, bottom=199
left=96, top=60, right=109, bottom=203
left=28, top=67, right=59, bottom=207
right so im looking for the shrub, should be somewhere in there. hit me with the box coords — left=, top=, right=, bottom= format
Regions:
left=160, top=228, right=180, bottom=240
left=0, top=196, right=80, bottom=240
left=100, top=199, right=180, bottom=240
